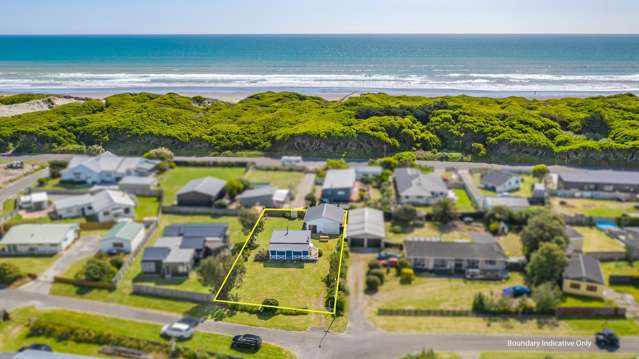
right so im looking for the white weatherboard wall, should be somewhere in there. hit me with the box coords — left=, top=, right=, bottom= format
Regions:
left=305, top=217, right=341, bottom=235
left=100, top=227, right=146, bottom=254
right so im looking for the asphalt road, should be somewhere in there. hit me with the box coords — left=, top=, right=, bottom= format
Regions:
left=0, top=168, right=49, bottom=204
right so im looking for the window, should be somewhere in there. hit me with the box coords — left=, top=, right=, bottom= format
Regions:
left=569, top=282, right=581, bottom=290
left=103, top=211, right=110, bottom=216
left=113, top=242, right=124, bottom=249
left=413, top=258, right=425, bottom=268
left=124, top=208, right=131, bottom=214
left=485, top=260, right=497, bottom=266
left=434, top=259, right=447, bottom=269
left=141, top=262, right=156, bottom=272
left=586, top=285, right=598, bottom=292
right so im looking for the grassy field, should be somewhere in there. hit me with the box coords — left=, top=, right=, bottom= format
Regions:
left=226, top=216, right=337, bottom=311
left=473, top=173, right=537, bottom=197
left=576, top=227, right=625, bottom=253
left=601, top=261, right=639, bottom=301
left=1, top=197, right=15, bottom=215
left=385, top=221, right=487, bottom=244
left=496, top=232, right=523, bottom=257
left=158, top=166, right=246, bottom=205
left=561, top=293, right=615, bottom=308
left=7, top=214, right=86, bottom=226
left=0, top=307, right=294, bottom=359
left=368, top=272, right=525, bottom=311
left=0, top=255, right=59, bottom=275
left=135, top=196, right=161, bottom=220
left=480, top=353, right=639, bottom=359
left=453, top=188, right=476, bottom=212
left=40, top=177, right=92, bottom=191
left=245, top=169, right=304, bottom=192
left=550, top=198, right=638, bottom=218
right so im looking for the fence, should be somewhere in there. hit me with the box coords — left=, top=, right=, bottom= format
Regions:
left=379, top=307, right=626, bottom=319
left=53, top=276, right=116, bottom=290
left=585, top=251, right=628, bottom=261
left=161, top=206, right=240, bottom=216
left=111, top=219, right=159, bottom=285
left=174, top=159, right=250, bottom=169
left=556, top=306, right=626, bottom=318
left=609, top=275, right=639, bottom=285
left=132, top=284, right=213, bottom=303
left=551, top=190, right=636, bottom=202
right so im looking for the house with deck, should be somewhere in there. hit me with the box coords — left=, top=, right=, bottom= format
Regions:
left=394, top=167, right=448, bottom=205
left=268, top=230, right=317, bottom=261
left=303, top=203, right=345, bottom=235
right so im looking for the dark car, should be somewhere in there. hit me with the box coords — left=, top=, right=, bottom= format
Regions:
left=232, top=334, right=262, bottom=351
left=377, top=252, right=399, bottom=260
left=18, top=344, right=53, bottom=352
left=502, top=285, right=532, bottom=298
left=596, top=328, right=620, bottom=349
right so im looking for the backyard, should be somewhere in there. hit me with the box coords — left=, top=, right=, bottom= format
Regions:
left=158, top=166, right=246, bottom=205
left=0, top=307, right=294, bottom=359
left=0, top=255, right=59, bottom=276
left=224, top=215, right=339, bottom=311
left=135, top=196, right=161, bottom=220
left=473, top=173, right=537, bottom=198
left=550, top=198, right=639, bottom=218
left=601, top=261, right=639, bottom=301
left=245, top=169, right=304, bottom=193
left=385, top=221, right=488, bottom=244
left=575, top=226, right=625, bottom=253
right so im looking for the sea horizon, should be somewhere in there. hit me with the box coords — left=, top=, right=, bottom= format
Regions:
left=1, top=34, right=638, bottom=98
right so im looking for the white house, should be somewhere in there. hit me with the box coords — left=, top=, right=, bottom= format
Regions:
left=394, top=167, right=448, bottom=205
left=100, top=221, right=146, bottom=254
left=281, top=156, right=303, bottom=166
left=480, top=171, right=522, bottom=193
left=303, top=203, right=345, bottom=235
left=61, top=151, right=159, bottom=184
left=53, top=190, right=136, bottom=222
left=0, top=224, right=79, bottom=255
left=18, top=192, right=49, bottom=211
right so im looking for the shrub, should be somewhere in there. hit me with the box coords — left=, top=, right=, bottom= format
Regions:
left=109, top=256, right=124, bottom=270
left=391, top=224, right=404, bottom=233
left=393, top=205, right=417, bottom=223
left=368, top=259, right=381, bottom=270
left=254, top=249, right=269, bottom=262
left=37, top=177, right=49, bottom=187
left=213, top=198, right=229, bottom=208
left=317, top=248, right=323, bottom=257
left=224, top=178, right=246, bottom=199
left=0, top=262, right=23, bottom=285
left=48, top=160, right=69, bottom=178
left=83, top=259, right=115, bottom=282
left=396, top=258, right=410, bottom=274
left=431, top=198, right=458, bottom=224
left=533, top=282, right=562, bottom=313
left=261, top=298, right=279, bottom=313
left=144, top=147, right=174, bottom=162
left=365, top=275, right=381, bottom=292
left=368, top=268, right=385, bottom=284
left=400, top=268, right=415, bottom=283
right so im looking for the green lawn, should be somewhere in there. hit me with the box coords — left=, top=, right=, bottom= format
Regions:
left=135, top=196, right=161, bottom=220
left=496, top=233, right=523, bottom=257
left=473, top=173, right=537, bottom=197
left=1, top=197, right=15, bottom=215
left=0, top=255, right=59, bottom=276
left=561, top=294, right=615, bottom=308
left=159, top=166, right=246, bottom=205
left=601, top=261, right=639, bottom=301
left=576, top=227, right=625, bottom=253
left=385, top=221, right=487, bottom=244
left=6, top=214, right=86, bottom=226
left=39, top=177, right=92, bottom=191
left=551, top=198, right=638, bottom=218
left=480, top=353, right=638, bottom=359
left=453, top=188, right=476, bottom=212
left=245, top=169, right=304, bottom=192
left=0, top=307, right=294, bottom=359
left=226, top=216, right=336, bottom=311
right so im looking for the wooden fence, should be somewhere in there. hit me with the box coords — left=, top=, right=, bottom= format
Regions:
left=161, top=206, right=240, bottom=216
left=556, top=306, right=626, bottom=318
left=132, top=284, right=213, bottom=303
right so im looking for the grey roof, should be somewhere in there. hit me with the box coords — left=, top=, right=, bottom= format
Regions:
left=64, top=151, right=159, bottom=176
left=237, top=185, right=277, bottom=199
left=1, top=224, right=78, bottom=245
left=558, top=169, right=639, bottom=186
left=177, top=177, right=226, bottom=198
left=394, top=167, right=447, bottom=197
left=481, top=171, right=518, bottom=188
left=565, top=226, right=584, bottom=240
left=53, top=194, right=93, bottom=210
left=163, top=223, right=228, bottom=242
left=354, top=166, right=383, bottom=176
left=470, top=232, right=497, bottom=243
left=91, top=190, right=135, bottom=212
left=103, top=221, right=145, bottom=242
left=304, top=203, right=345, bottom=224
left=142, top=246, right=171, bottom=261
left=323, top=169, right=356, bottom=189
left=404, top=238, right=507, bottom=260
left=269, top=230, right=312, bottom=252
left=148, top=236, right=196, bottom=263
left=563, top=254, right=604, bottom=284
left=483, top=196, right=530, bottom=210
left=119, top=176, right=157, bottom=186
left=9, top=350, right=102, bottom=359
left=347, top=207, right=385, bottom=239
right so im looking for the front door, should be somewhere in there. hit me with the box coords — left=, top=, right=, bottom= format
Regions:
left=454, top=259, right=464, bottom=273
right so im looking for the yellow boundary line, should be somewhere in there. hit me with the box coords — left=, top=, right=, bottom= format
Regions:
left=213, top=207, right=347, bottom=315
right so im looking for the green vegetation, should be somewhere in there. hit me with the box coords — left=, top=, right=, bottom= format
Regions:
left=245, top=169, right=304, bottom=191
left=0, top=255, right=59, bottom=276
left=452, top=188, right=474, bottom=212
left=1, top=197, right=15, bottom=215
left=135, top=196, right=161, bottom=220
left=0, top=93, right=51, bottom=105
left=577, top=226, right=625, bottom=253
left=158, top=166, right=245, bottom=205
left=0, top=307, right=294, bottom=359
left=601, top=261, right=639, bottom=301
left=551, top=197, right=639, bottom=218
left=2, top=92, right=639, bottom=165
left=561, top=293, right=615, bottom=308
left=473, top=173, right=537, bottom=197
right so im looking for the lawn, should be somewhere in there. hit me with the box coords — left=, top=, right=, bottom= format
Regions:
left=6, top=214, right=86, bottom=226
left=561, top=293, right=615, bottom=308
left=368, top=271, right=525, bottom=311
left=0, top=307, right=294, bottom=359
left=601, top=261, right=639, bottom=301
left=453, top=188, right=476, bottom=212
left=550, top=198, right=638, bottom=218
left=158, top=166, right=246, bottom=205
left=0, top=255, right=59, bottom=276
left=135, top=196, right=161, bottom=220
left=576, top=227, right=625, bottom=253
left=245, top=169, right=304, bottom=192
left=1, top=197, right=15, bottom=215
left=385, top=221, right=487, bottom=244
left=480, top=353, right=638, bottom=359
left=225, top=216, right=337, bottom=311
left=39, top=177, right=92, bottom=191
left=473, top=173, right=537, bottom=197
left=49, top=213, right=340, bottom=331
left=496, top=232, right=523, bottom=257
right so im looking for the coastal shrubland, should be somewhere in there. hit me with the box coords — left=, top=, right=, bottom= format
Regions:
left=1, top=91, right=639, bottom=166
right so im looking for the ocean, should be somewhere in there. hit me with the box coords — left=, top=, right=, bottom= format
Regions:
left=0, top=34, right=638, bottom=97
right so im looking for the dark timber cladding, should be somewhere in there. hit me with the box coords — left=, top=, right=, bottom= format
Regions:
left=177, top=176, right=227, bottom=206
left=557, top=169, right=639, bottom=193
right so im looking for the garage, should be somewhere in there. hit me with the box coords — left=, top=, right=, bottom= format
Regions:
left=346, top=207, right=386, bottom=250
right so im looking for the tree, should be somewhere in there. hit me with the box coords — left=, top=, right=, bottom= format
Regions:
left=197, top=256, right=230, bottom=289
left=144, top=146, right=174, bottom=162
left=521, top=211, right=568, bottom=258
left=0, top=262, right=22, bottom=285
left=380, top=157, right=398, bottom=170
left=526, top=242, right=568, bottom=286
left=368, top=259, right=382, bottom=271
left=531, top=164, right=549, bottom=182
left=305, top=192, right=317, bottom=206
left=532, top=282, right=562, bottom=313
left=393, top=205, right=417, bottom=223
left=239, top=207, right=263, bottom=234
left=400, top=268, right=415, bottom=283
left=83, top=259, right=115, bottom=282
left=366, top=275, right=381, bottom=292
left=48, top=160, right=69, bottom=179
left=325, top=159, right=349, bottom=170
left=581, top=112, right=610, bottom=139
left=86, top=144, right=105, bottom=155
left=368, top=268, right=385, bottom=284
left=225, top=178, right=246, bottom=199
left=392, top=151, right=417, bottom=167
left=431, top=198, right=458, bottom=224
left=484, top=205, right=514, bottom=226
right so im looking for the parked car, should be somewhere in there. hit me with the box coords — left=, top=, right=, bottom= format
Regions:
left=161, top=318, right=197, bottom=339
left=6, top=161, right=24, bottom=169
left=596, top=328, right=620, bottom=349
left=232, top=334, right=262, bottom=351
left=502, top=285, right=532, bottom=298
left=377, top=252, right=399, bottom=260
left=18, top=344, right=53, bottom=352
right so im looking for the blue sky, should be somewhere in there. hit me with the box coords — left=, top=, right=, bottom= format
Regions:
left=1, top=0, right=637, bottom=34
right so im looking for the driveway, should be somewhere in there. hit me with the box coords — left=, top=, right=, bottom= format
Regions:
left=20, top=234, right=101, bottom=294
left=291, top=173, right=316, bottom=208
